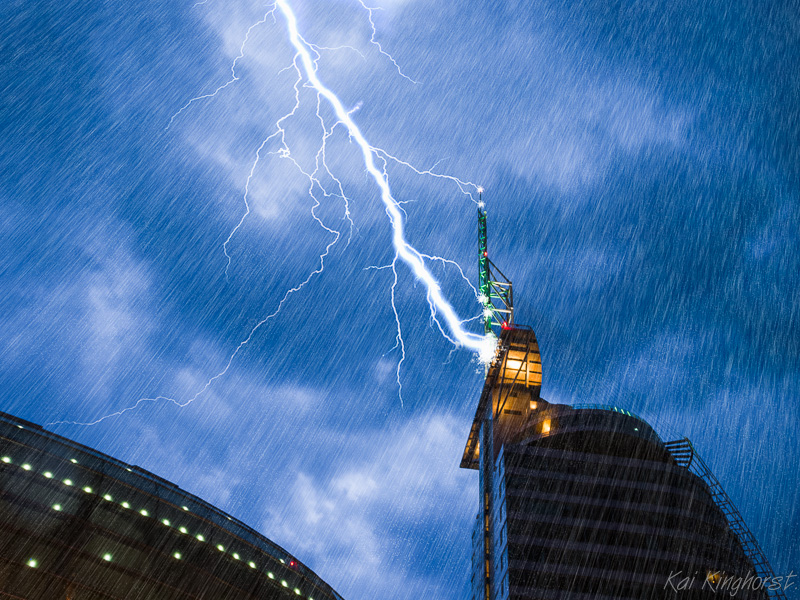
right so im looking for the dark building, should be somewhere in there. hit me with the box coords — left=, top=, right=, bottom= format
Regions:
left=0, top=411, right=343, bottom=600
left=462, top=326, right=784, bottom=600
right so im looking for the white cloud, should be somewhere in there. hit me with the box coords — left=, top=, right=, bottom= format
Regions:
left=83, top=373, right=477, bottom=600
left=260, top=411, right=474, bottom=599
left=81, top=248, right=155, bottom=374
left=500, top=76, right=691, bottom=191
left=333, top=471, right=378, bottom=502
left=0, top=227, right=158, bottom=408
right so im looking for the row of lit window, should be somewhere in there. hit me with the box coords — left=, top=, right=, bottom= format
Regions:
left=1, top=455, right=314, bottom=600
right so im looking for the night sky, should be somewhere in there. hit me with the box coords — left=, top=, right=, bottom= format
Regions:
left=1, top=0, right=798, bottom=598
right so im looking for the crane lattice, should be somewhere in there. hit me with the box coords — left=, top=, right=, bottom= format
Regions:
left=478, top=192, right=513, bottom=338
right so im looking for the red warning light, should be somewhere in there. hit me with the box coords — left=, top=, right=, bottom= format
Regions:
left=289, top=560, right=297, bottom=568
left=501, top=322, right=509, bottom=330
left=483, top=252, right=488, bottom=257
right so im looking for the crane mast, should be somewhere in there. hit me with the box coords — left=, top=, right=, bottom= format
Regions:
left=477, top=191, right=514, bottom=338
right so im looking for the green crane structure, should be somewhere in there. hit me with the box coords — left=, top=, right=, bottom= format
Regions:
left=477, top=191, right=514, bottom=337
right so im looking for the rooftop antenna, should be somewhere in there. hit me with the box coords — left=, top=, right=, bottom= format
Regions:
left=477, top=188, right=514, bottom=338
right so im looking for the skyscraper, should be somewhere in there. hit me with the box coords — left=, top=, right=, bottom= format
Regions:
left=0, top=410, right=343, bottom=600
left=461, top=326, right=785, bottom=600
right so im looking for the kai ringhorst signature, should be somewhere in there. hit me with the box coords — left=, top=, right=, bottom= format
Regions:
left=665, top=570, right=796, bottom=596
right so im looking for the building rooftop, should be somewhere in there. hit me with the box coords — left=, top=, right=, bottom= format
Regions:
left=0, top=410, right=343, bottom=600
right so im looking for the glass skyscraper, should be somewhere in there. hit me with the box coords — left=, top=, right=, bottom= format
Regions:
left=462, top=326, right=782, bottom=600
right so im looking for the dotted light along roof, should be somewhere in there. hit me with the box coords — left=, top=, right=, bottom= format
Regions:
left=0, top=411, right=341, bottom=600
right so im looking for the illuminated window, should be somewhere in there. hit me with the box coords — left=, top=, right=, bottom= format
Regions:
left=173, top=552, right=182, bottom=560
left=232, top=553, right=240, bottom=560
left=268, top=572, right=275, bottom=579
left=248, top=561, right=256, bottom=568
left=281, top=580, right=289, bottom=588
left=63, top=479, right=73, bottom=486
left=121, top=502, right=130, bottom=509
left=179, top=526, right=188, bottom=534
left=22, top=464, right=32, bottom=471
left=103, top=494, right=113, bottom=501
left=102, top=553, right=112, bottom=562
left=83, top=486, right=93, bottom=493
left=1, top=457, right=11, bottom=464
left=52, top=504, right=62, bottom=511
left=43, top=472, right=53, bottom=478
left=216, top=544, right=225, bottom=552
left=182, top=505, right=189, bottom=511
left=26, top=558, right=38, bottom=568
left=139, top=509, right=149, bottom=516
left=295, top=589, right=302, bottom=595
left=505, top=359, right=523, bottom=371
left=70, top=459, right=78, bottom=464
left=196, top=534, right=205, bottom=542
left=162, top=519, right=171, bottom=526
left=542, top=420, right=551, bottom=434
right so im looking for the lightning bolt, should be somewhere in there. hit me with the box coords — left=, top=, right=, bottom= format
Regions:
left=388, top=257, right=405, bottom=405
left=166, top=8, right=275, bottom=131
left=52, top=0, right=494, bottom=427
left=356, top=0, right=419, bottom=84
left=374, top=148, right=482, bottom=205
left=222, top=51, right=303, bottom=278
left=276, top=0, right=491, bottom=355
left=365, top=247, right=484, bottom=406
left=48, top=159, right=343, bottom=428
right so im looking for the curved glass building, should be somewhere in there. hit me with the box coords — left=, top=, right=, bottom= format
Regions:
left=0, top=411, right=343, bottom=600
left=463, top=327, right=783, bottom=600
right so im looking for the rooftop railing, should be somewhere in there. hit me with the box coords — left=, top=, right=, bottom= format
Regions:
left=569, top=403, right=649, bottom=424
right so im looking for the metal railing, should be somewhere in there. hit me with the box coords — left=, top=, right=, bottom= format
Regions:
left=664, top=438, right=786, bottom=599
left=569, top=403, right=649, bottom=424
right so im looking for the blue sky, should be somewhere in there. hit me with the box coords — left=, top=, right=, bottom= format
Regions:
left=1, top=0, right=798, bottom=598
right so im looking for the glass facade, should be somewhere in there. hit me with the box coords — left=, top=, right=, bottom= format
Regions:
left=463, top=327, right=772, bottom=600
left=468, top=401, right=769, bottom=600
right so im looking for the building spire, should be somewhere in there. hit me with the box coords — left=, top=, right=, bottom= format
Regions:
left=477, top=190, right=514, bottom=337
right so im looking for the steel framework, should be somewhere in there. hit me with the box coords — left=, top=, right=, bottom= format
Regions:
left=478, top=198, right=513, bottom=337
left=665, top=438, right=787, bottom=599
